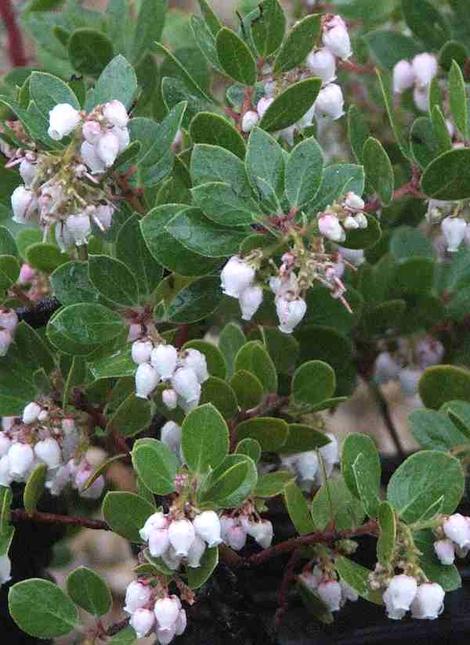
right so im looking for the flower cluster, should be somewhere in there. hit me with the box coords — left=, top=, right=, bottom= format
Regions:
left=426, top=199, right=469, bottom=253
left=124, top=581, right=187, bottom=642
left=433, top=513, right=470, bottom=564
left=381, top=575, right=444, bottom=620
left=393, top=53, right=438, bottom=112
left=0, top=401, right=104, bottom=498
left=281, top=432, right=339, bottom=489
left=8, top=100, right=130, bottom=248
left=0, top=309, right=18, bottom=357
left=300, top=563, right=358, bottom=612
left=220, top=512, right=273, bottom=551
left=317, top=191, right=368, bottom=243
left=132, top=338, right=208, bottom=409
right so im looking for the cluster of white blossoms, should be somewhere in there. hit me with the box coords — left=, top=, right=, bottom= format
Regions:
left=132, top=338, right=208, bottom=410
left=381, top=574, right=445, bottom=620
left=281, top=432, right=339, bottom=490
left=220, top=512, right=273, bottom=551
left=124, top=581, right=187, bottom=642
left=434, top=513, right=470, bottom=565
left=0, top=402, right=104, bottom=499
left=8, top=99, right=130, bottom=248
left=374, top=336, right=444, bottom=397
left=393, top=53, right=438, bottom=112
left=426, top=199, right=469, bottom=254
left=317, top=191, right=368, bottom=243
left=300, top=564, right=358, bottom=612
left=0, top=308, right=18, bottom=357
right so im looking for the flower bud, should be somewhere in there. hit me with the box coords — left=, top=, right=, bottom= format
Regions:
left=354, top=213, right=368, bottom=229
left=306, top=48, right=336, bottom=84
left=103, top=100, right=129, bottom=127
left=222, top=518, right=247, bottom=551
left=124, top=580, right=152, bottom=614
left=412, top=53, right=438, bottom=88
left=441, top=216, right=467, bottom=253
left=186, top=534, right=206, bottom=568
left=148, top=528, right=170, bottom=558
left=113, top=125, right=130, bottom=152
left=416, top=337, right=444, bottom=369
left=11, top=185, right=35, bottom=224
left=246, top=519, right=273, bottom=549
left=393, top=60, right=415, bottom=93
left=221, top=256, right=256, bottom=298
left=413, top=85, right=429, bottom=112
left=0, top=310, right=17, bottom=334
left=0, top=455, right=12, bottom=487
left=48, top=103, right=81, bottom=140
left=315, top=83, right=344, bottom=120
left=151, top=344, right=178, bottom=380
left=317, top=580, right=342, bottom=612
left=129, top=607, right=155, bottom=638
left=135, top=363, right=160, bottom=399
left=162, top=389, right=178, bottom=410
left=319, top=432, right=339, bottom=468
left=168, top=518, right=196, bottom=556
left=96, top=131, right=120, bottom=167
left=171, top=367, right=201, bottom=405
left=256, top=97, right=274, bottom=118
left=434, top=539, right=455, bottom=565
left=175, top=609, right=187, bottom=636
left=296, top=451, right=319, bottom=482
left=0, top=433, right=11, bottom=457
left=160, top=421, right=181, bottom=456
left=34, top=438, right=62, bottom=469
left=139, top=511, right=168, bottom=542
left=374, top=352, right=400, bottom=384
left=241, top=110, right=259, bottom=133
left=18, top=263, right=35, bottom=285
left=80, top=141, right=107, bottom=174
left=318, top=213, right=345, bottom=242
left=65, top=213, right=91, bottom=246
left=82, top=120, right=102, bottom=144
left=443, top=513, right=470, bottom=549
left=19, top=159, right=37, bottom=187
left=343, top=215, right=359, bottom=230
left=239, top=284, right=263, bottom=321
left=344, top=191, right=365, bottom=212
left=275, top=296, right=307, bottom=334
left=383, top=574, right=418, bottom=620
left=193, top=510, right=222, bottom=547
left=182, top=349, right=208, bottom=383
left=156, top=626, right=177, bottom=645
left=8, top=442, right=34, bottom=479
left=94, top=204, right=114, bottom=230
left=0, top=553, right=11, bottom=585
left=322, top=17, right=352, bottom=60
left=410, top=582, right=445, bottom=620
left=0, top=331, right=11, bottom=357
left=131, top=339, right=153, bottom=365
left=154, top=595, right=181, bottom=630
left=22, top=402, right=41, bottom=425
left=398, top=367, right=422, bottom=397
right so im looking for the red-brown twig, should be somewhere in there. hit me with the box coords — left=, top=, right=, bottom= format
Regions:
left=0, top=0, right=27, bottom=67
left=11, top=509, right=110, bottom=531
left=365, top=173, right=424, bottom=213
left=275, top=548, right=302, bottom=626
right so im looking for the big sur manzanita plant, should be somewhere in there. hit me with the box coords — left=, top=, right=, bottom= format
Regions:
left=0, top=0, right=469, bottom=641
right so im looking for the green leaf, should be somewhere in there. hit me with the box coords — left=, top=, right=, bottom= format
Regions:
left=8, top=579, right=79, bottom=638
left=236, top=437, right=261, bottom=462
left=200, top=376, right=238, bottom=420
left=377, top=501, right=396, bottom=566
left=23, top=463, right=47, bottom=514
left=254, top=470, right=294, bottom=497
left=259, top=78, right=321, bottom=132
left=164, top=276, right=221, bottom=323
left=448, top=60, right=468, bottom=139
left=191, top=181, right=260, bottom=226
left=347, top=105, right=369, bottom=162
left=85, top=55, right=137, bottom=111
left=51, top=261, right=101, bottom=306
left=376, top=69, right=410, bottom=158
left=0, top=256, right=20, bottom=293
left=311, top=476, right=365, bottom=531
left=334, top=556, right=382, bottom=604
left=393, top=257, right=434, bottom=293
left=107, top=393, right=152, bottom=438
left=313, top=163, right=365, bottom=211
left=409, top=408, right=468, bottom=451
left=363, top=29, right=420, bottom=69
left=250, top=0, right=285, bottom=57
left=215, top=28, right=256, bottom=85
left=234, top=341, right=278, bottom=393
left=410, top=116, right=440, bottom=168
left=421, top=148, right=470, bottom=200
left=236, top=417, right=288, bottom=452
left=198, top=453, right=257, bottom=507
left=390, top=226, right=435, bottom=261
left=402, top=0, right=449, bottom=49
left=110, top=626, right=137, bottom=644
left=88, top=255, right=140, bottom=307
left=154, top=42, right=212, bottom=103
left=68, top=28, right=114, bottom=77
left=102, top=492, right=155, bottom=542
left=282, top=423, right=330, bottom=454
left=284, top=480, right=315, bottom=534
left=131, top=0, right=166, bottom=63
left=387, top=450, right=465, bottom=523
left=47, top=303, right=125, bottom=355
left=181, top=403, right=229, bottom=473
left=341, top=433, right=381, bottom=516
left=274, top=14, right=321, bottom=73
left=0, top=486, right=11, bottom=533
left=186, top=546, right=219, bottom=589
left=363, top=137, right=394, bottom=205
left=0, top=227, right=17, bottom=257
left=66, top=567, right=112, bottom=617
left=419, top=365, right=470, bottom=409
left=132, top=439, right=178, bottom=495
left=191, top=143, right=250, bottom=193
left=29, top=72, right=80, bottom=119
left=89, top=346, right=135, bottom=380
left=285, top=137, right=323, bottom=208
left=444, top=400, right=470, bottom=438
left=14, top=321, right=54, bottom=373
left=245, top=126, right=284, bottom=207
left=230, top=369, right=264, bottom=410
left=197, top=0, right=221, bottom=36
left=116, top=216, right=162, bottom=298
left=292, top=360, right=336, bottom=408
left=190, top=112, right=245, bottom=159
left=219, top=322, right=246, bottom=377
left=25, top=243, right=67, bottom=274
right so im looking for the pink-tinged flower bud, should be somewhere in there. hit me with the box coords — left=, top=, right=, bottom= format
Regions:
left=317, top=580, right=342, bottom=611
left=256, top=97, right=274, bottom=119
left=441, top=216, right=467, bottom=253
left=299, top=571, right=319, bottom=590
left=339, top=247, right=364, bottom=266
left=239, top=285, right=263, bottom=321
left=410, top=582, right=445, bottom=620
left=96, top=131, right=120, bottom=167
left=8, top=442, right=34, bottom=479
left=2, top=417, right=14, bottom=432
left=135, top=363, right=160, bottom=399
left=318, top=213, right=345, bottom=242
left=149, top=528, right=171, bottom=558
left=93, top=204, right=114, bottom=230
left=162, top=389, right=178, bottom=410
left=343, top=215, right=359, bottom=230
left=296, top=451, right=319, bottom=482
left=0, top=553, right=11, bottom=585
left=82, top=120, right=102, bottom=144
left=11, top=185, right=35, bottom=224
left=171, top=367, right=201, bottom=405
left=443, top=513, right=470, bottom=549
left=168, top=518, right=196, bottom=556
left=103, top=100, right=129, bottom=128
left=306, top=47, right=336, bottom=84
left=175, top=608, right=187, bottom=635
left=65, top=213, right=91, bottom=246
left=131, top=339, right=153, bottom=365
left=374, top=352, right=400, bottom=384
left=193, top=511, right=222, bottom=547
left=18, top=263, right=35, bottom=285
left=113, top=126, right=130, bottom=152
left=38, top=409, right=49, bottom=423
left=413, top=85, right=429, bottom=112
left=0, top=330, right=11, bottom=357
left=80, top=141, right=106, bottom=174
left=160, top=421, right=181, bottom=456
left=354, top=213, right=368, bottom=229
left=34, top=438, right=62, bottom=469
left=124, top=580, right=152, bottom=614
left=340, top=580, right=359, bottom=603
left=47, top=463, right=72, bottom=496
left=77, top=472, right=105, bottom=500
left=186, top=534, right=206, bottom=568
left=22, top=402, right=42, bottom=425
left=275, top=296, right=307, bottom=334
left=246, top=519, right=273, bottom=549
left=393, top=60, right=415, bottom=93
left=221, top=256, right=256, bottom=298
left=182, top=349, right=208, bottom=383
left=154, top=595, right=181, bottom=630
left=344, top=191, right=365, bottom=212
left=129, top=607, right=155, bottom=638
left=139, top=511, right=168, bottom=541
left=156, top=626, right=177, bottom=645
left=48, top=103, right=81, bottom=140
left=19, top=159, right=36, bottom=187
left=398, top=367, right=422, bottom=397
left=224, top=521, right=247, bottom=551
left=416, top=337, right=444, bottom=369
left=383, top=574, right=418, bottom=620
left=0, top=454, right=12, bottom=487
left=315, top=83, right=344, bottom=120
left=151, top=344, right=178, bottom=380
left=161, top=545, right=182, bottom=571
left=412, top=53, right=438, bottom=88
left=0, top=433, right=11, bottom=457
left=127, top=323, right=142, bottom=342
left=322, top=18, right=352, bottom=60
left=434, top=539, right=455, bottom=565
left=241, top=110, right=259, bottom=133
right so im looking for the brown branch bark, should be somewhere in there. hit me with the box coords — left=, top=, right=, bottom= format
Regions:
left=0, top=0, right=28, bottom=67
left=11, top=508, right=110, bottom=531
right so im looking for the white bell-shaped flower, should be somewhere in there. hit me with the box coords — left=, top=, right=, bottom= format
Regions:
left=0, top=309, right=17, bottom=334
left=256, top=97, right=274, bottom=118
left=148, top=528, right=170, bottom=558
left=48, top=103, right=81, bottom=140
left=317, top=580, right=342, bottom=612
left=65, top=213, right=91, bottom=246
left=0, top=454, right=12, bottom=487
left=318, top=213, right=345, bottom=242
left=129, top=607, right=155, bottom=638
left=443, top=513, right=470, bottom=549
left=393, top=60, right=415, bottom=93
left=160, top=421, right=182, bottom=457
left=151, top=344, right=178, bottom=380
left=315, top=83, right=344, bottom=120
left=246, top=519, right=273, bottom=548
left=161, top=545, right=182, bottom=571
left=182, top=349, right=208, bottom=383
left=441, top=216, right=467, bottom=253
left=354, top=213, right=368, bottom=229
left=221, top=256, right=256, bottom=298
left=0, top=553, right=11, bottom=585
left=34, top=438, right=62, bottom=469
left=94, top=204, right=114, bottom=231
left=80, top=141, right=107, bottom=174
left=11, top=185, right=35, bottom=224
left=139, top=511, right=168, bottom=542
left=413, top=85, right=430, bottom=112
left=22, top=401, right=41, bottom=425
left=319, top=433, right=339, bottom=468
left=343, top=215, right=360, bottom=230
left=82, top=120, right=102, bottom=144
left=103, top=100, right=129, bottom=128
left=306, top=48, right=336, bottom=84
left=344, top=191, right=365, bottom=212
left=124, top=580, right=152, bottom=614
left=8, top=443, right=34, bottom=479
left=96, top=131, right=120, bottom=167
left=322, top=17, right=352, bottom=60
left=131, top=339, right=153, bottom=365
left=19, top=159, right=37, bottom=187
left=168, top=518, right=196, bottom=557
left=239, top=285, right=263, bottom=321
left=275, top=296, right=307, bottom=334
left=193, top=510, right=222, bottom=547
left=0, top=331, right=11, bottom=357
left=434, top=539, right=455, bottom=565
left=410, top=582, right=445, bottom=620
left=154, top=595, right=181, bottom=630
left=175, top=609, right=187, bottom=635
left=296, top=451, right=319, bottom=482
left=186, top=534, right=206, bottom=568
left=0, top=433, right=11, bottom=457
left=241, top=110, right=259, bottom=133
left=171, top=367, right=201, bottom=405
left=412, top=53, right=438, bottom=88
left=162, top=389, right=178, bottom=410
left=156, top=626, right=177, bottom=645
left=135, top=363, right=160, bottom=399
left=383, top=574, right=418, bottom=620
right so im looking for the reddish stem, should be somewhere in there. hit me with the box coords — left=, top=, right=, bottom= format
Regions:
left=11, top=509, right=110, bottom=531
left=0, top=0, right=28, bottom=67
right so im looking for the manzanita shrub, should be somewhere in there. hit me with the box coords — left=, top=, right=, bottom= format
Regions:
left=0, top=0, right=469, bottom=641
